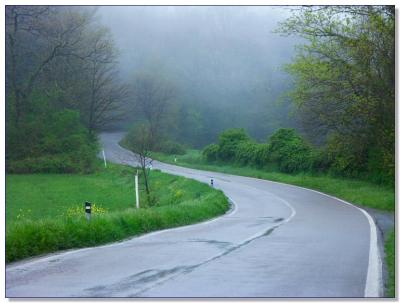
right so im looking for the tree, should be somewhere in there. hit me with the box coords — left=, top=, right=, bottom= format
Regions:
left=38, top=13, right=129, bottom=134
left=123, top=123, right=153, bottom=195
left=5, top=6, right=93, bottom=125
left=278, top=6, right=394, bottom=182
left=75, top=26, right=128, bottom=134
left=6, top=6, right=128, bottom=169
left=129, top=72, right=177, bottom=149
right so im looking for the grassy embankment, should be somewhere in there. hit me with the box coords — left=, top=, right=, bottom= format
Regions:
left=6, top=162, right=229, bottom=263
left=151, top=150, right=394, bottom=211
left=151, top=149, right=395, bottom=297
left=385, top=230, right=395, bottom=297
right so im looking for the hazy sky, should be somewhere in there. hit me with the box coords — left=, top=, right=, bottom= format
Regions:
left=98, top=6, right=300, bottom=141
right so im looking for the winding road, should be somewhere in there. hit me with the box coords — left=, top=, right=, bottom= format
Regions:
left=6, top=132, right=383, bottom=298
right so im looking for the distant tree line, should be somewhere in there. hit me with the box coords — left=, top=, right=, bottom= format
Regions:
left=6, top=6, right=127, bottom=173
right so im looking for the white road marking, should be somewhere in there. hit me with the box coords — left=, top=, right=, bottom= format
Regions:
left=249, top=178, right=383, bottom=297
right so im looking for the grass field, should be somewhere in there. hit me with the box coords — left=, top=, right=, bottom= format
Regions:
left=6, top=163, right=229, bottom=262
left=150, top=150, right=395, bottom=212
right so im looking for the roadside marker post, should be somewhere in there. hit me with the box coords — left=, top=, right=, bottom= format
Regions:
left=102, top=149, right=107, bottom=168
left=210, top=178, right=214, bottom=187
left=85, top=201, right=91, bottom=221
left=135, top=171, right=140, bottom=209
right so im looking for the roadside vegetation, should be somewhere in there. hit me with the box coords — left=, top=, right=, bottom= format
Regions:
left=148, top=128, right=394, bottom=212
left=6, top=163, right=229, bottom=263
left=385, top=231, right=395, bottom=297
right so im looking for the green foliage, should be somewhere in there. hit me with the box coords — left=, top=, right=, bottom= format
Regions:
left=122, top=125, right=185, bottom=155
left=278, top=6, right=394, bottom=186
left=201, top=128, right=316, bottom=173
left=217, top=128, right=251, bottom=161
left=253, top=143, right=270, bottom=167
left=121, top=123, right=153, bottom=155
left=326, top=134, right=367, bottom=178
left=6, top=163, right=229, bottom=262
left=267, top=128, right=314, bottom=173
left=199, top=126, right=393, bottom=186
left=234, top=141, right=259, bottom=166
left=158, top=140, right=186, bottom=155
left=7, top=110, right=98, bottom=174
left=202, top=144, right=220, bottom=162
left=150, top=149, right=395, bottom=212
left=310, top=149, right=331, bottom=174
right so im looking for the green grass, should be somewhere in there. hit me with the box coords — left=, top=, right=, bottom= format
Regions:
left=7, top=165, right=136, bottom=223
left=385, top=230, right=395, bottom=297
left=6, top=163, right=229, bottom=263
left=150, top=150, right=395, bottom=212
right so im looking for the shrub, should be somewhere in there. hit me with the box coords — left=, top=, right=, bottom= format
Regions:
left=158, top=140, right=186, bottom=155
left=325, top=133, right=368, bottom=178
left=6, top=110, right=98, bottom=174
left=234, top=141, right=259, bottom=165
left=202, top=144, right=220, bottom=162
left=310, top=149, right=331, bottom=174
left=218, top=128, right=251, bottom=161
left=367, top=147, right=394, bottom=186
left=267, top=128, right=314, bottom=173
left=253, top=143, right=270, bottom=167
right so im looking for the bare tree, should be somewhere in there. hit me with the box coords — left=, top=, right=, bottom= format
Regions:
left=78, top=27, right=129, bottom=134
left=5, top=6, right=92, bottom=125
left=6, top=6, right=127, bottom=133
left=130, top=72, right=176, bottom=148
left=123, top=123, right=153, bottom=195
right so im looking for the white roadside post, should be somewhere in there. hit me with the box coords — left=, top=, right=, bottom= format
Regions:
left=102, top=149, right=107, bottom=168
left=135, top=170, right=140, bottom=208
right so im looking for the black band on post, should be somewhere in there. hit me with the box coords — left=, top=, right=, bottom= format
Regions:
left=85, top=201, right=91, bottom=214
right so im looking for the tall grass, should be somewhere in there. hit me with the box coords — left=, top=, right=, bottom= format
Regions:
left=6, top=164, right=229, bottom=263
left=385, top=231, right=395, bottom=297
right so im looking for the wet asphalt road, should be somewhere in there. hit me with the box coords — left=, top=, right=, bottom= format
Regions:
left=6, top=132, right=382, bottom=298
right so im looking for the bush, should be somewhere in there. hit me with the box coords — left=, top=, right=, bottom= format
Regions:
left=218, top=128, right=251, bottom=161
left=6, top=110, right=98, bottom=174
left=367, top=147, right=394, bottom=186
left=325, top=134, right=368, bottom=178
left=202, top=144, right=220, bottom=162
left=267, top=128, right=314, bottom=173
left=158, top=140, right=186, bottom=155
left=310, top=149, right=331, bottom=174
left=234, top=141, right=259, bottom=165
left=253, top=143, right=270, bottom=168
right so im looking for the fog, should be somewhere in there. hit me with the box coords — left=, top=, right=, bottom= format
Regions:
left=99, top=6, right=300, bottom=146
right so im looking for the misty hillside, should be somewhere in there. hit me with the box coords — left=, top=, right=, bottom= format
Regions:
left=99, top=6, right=300, bottom=146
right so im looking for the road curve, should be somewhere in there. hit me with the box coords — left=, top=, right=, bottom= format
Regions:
left=6, top=132, right=382, bottom=298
